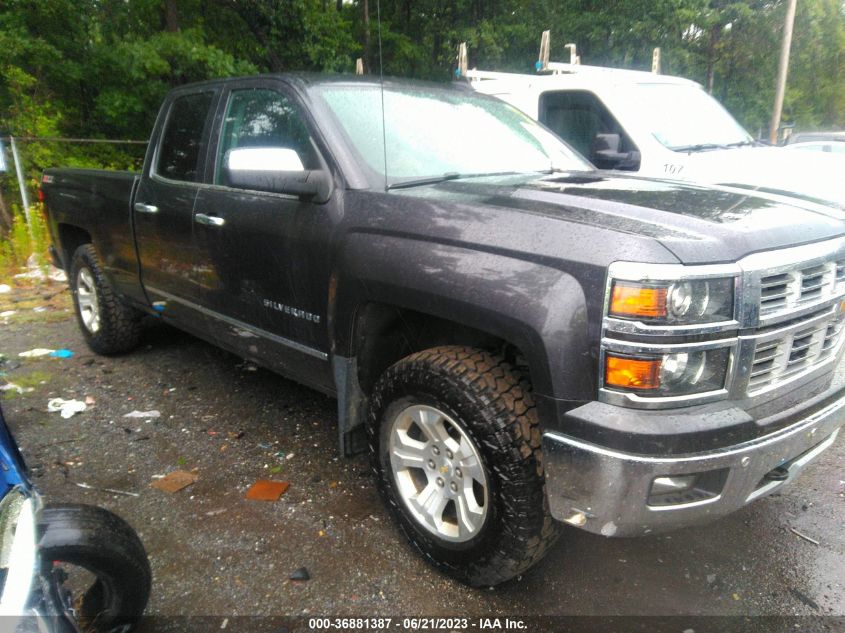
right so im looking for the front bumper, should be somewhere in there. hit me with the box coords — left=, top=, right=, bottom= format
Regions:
left=542, top=393, right=844, bottom=537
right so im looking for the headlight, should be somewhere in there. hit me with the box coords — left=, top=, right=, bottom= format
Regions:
left=609, top=278, right=734, bottom=325
left=604, top=348, right=730, bottom=397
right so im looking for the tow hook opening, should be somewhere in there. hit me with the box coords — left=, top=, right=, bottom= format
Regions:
left=762, top=465, right=790, bottom=482
left=647, top=468, right=728, bottom=507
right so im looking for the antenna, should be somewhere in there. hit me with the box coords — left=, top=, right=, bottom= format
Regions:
left=376, top=0, right=387, bottom=191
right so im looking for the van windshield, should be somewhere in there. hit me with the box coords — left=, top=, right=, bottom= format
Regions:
left=629, top=83, right=753, bottom=151
left=313, top=83, right=592, bottom=188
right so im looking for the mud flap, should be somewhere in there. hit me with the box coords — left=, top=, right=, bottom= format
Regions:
left=332, top=355, right=369, bottom=456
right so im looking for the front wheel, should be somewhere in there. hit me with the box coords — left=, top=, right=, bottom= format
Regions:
left=368, top=346, right=560, bottom=587
left=38, top=504, right=151, bottom=633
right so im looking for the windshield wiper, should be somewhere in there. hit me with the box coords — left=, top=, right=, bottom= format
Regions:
left=386, top=171, right=525, bottom=190
left=723, top=140, right=763, bottom=148
left=670, top=143, right=731, bottom=153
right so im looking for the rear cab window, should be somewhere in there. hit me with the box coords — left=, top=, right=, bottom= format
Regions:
left=155, top=91, right=215, bottom=182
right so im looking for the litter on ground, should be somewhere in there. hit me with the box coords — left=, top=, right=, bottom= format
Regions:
left=0, top=284, right=11, bottom=293
left=289, top=567, right=310, bottom=582
left=1, top=383, right=34, bottom=394
left=74, top=482, right=140, bottom=497
left=789, top=527, right=820, bottom=545
left=124, top=409, right=161, bottom=419
left=50, top=349, right=74, bottom=358
left=47, top=398, right=87, bottom=418
left=151, top=471, right=198, bottom=493
left=19, top=348, right=55, bottom=358
left=245, top=480, right=290, bottom=501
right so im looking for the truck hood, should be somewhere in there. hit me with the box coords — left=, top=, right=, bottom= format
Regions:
left=680, top=145, right=845, bottom=208
left=404, top=172, right=845, bottom=265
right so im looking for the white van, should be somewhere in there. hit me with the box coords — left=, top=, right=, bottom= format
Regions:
left=463, top=62, right=845, bottom=209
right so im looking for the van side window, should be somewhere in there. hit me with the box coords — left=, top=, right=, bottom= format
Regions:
left=215, top=88, right=319, bottom=186
left=156, top=92, right=214, bottom=182
left=539, top=90, right=638, bottom=166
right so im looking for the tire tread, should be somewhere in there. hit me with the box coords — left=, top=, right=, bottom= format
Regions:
left=368, top=345, right=561, bottom=586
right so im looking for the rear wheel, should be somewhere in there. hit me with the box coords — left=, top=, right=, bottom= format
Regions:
left=368, top=346, right=560, bottom=586
left=70, top=244, right=141, bottom=354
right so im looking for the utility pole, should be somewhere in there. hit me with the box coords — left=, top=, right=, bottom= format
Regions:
left=363, top=0, right=370, bottom=73
left=770, top=0, right=798, bottom=144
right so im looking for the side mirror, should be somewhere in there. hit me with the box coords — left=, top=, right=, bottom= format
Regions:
left=224, top=147, right=331, bottom=202
left=590, top=133, right=640, bottom=171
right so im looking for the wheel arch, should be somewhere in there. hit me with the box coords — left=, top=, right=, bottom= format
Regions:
left=329, top=233, right=595, bottom=454
left=57, top=223, right=93, bottom=270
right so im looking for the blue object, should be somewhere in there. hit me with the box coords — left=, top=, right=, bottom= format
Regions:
left=0, top=403, right=31, bottom=495
left=535, top=60, right=542, bottom=71
left=50, top=349, right=74, bottom=359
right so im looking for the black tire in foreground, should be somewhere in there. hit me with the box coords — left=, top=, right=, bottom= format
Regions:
left=69, top=244, right=142, bottom=354
left=368, top=345, right=560, bottom=587
left=38, top=503, right=152, bottom=632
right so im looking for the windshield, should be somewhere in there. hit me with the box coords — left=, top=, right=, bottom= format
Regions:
left=628, top=83, right=753, bottom=151
left=313, top=83, right=592, bottom=187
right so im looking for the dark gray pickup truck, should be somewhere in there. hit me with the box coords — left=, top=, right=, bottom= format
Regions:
left=42, top=74, right=845, bottom=586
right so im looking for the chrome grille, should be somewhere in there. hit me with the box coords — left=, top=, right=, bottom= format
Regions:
left=759, top=261, right=839, bottom=315
left=748, top=314, right=845, bottom=393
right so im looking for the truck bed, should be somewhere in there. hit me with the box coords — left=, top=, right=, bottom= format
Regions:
left=42, top=168, right=143, bottom=302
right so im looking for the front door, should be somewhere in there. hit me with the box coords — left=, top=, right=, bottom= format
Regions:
left=192, top=82, right=335, bottom=390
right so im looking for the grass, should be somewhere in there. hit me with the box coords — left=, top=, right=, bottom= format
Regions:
left=0, top=203, right=51, bottom=282
left=0, top=370, right=53, bottom=400
left=0, top=204, right=73, bottom=325
left=11, top=370, right=53, bottom=390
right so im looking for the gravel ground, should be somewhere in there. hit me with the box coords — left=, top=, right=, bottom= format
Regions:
left=1, top=282, right=843, bottom=630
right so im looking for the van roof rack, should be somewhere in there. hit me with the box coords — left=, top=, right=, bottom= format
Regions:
left=457, top=31, right=694, bottom=88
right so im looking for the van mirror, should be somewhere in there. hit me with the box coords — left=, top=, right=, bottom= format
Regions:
left=590, top=133, right=640, bottom=171
left=224, top=147, right=331, bottom=202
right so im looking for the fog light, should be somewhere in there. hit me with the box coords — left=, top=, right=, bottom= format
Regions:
left=651, top=475, right=696, bottom=495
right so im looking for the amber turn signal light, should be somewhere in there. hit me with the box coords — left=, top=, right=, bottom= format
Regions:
left=610, top=282, right=667, bottom=319
left=605, top=355, right=661, bottom=390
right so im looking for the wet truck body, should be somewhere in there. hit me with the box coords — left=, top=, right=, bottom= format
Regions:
left=41, top=74, right=845, bottom=585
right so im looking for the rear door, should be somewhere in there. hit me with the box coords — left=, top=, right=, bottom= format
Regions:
left=134, top=88, right=219, bottom=330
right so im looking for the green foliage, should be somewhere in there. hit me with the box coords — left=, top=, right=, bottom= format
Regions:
left=0, top=0, right=842, bottom=238
left=0, top=204, right=50, bottom=280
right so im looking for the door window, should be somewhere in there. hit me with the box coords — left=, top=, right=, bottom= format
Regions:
left=216, top=88, right=318, bottom=186
left=539, top=90, right=638, bottom=163
left=156, top=92, right=214, bottom=182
